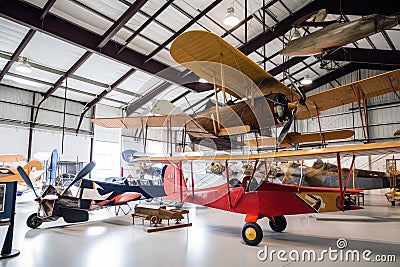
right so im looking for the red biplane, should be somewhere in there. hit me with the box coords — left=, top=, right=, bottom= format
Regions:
left=134, top=141, right=400, bottom=246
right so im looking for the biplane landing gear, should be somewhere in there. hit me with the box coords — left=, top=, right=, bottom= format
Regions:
left=242, top=222, right=263, bottom=246
left=27, top=213, right=43, bottom=229
left=269, top=216, right=287, bottom=232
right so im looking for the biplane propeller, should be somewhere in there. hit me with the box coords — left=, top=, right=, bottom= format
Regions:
left=17, top=161, right=95, bottom=200
left=92, top=30, right=400, bottom=150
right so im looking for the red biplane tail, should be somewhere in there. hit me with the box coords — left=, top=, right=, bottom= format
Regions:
left=163, top=164, right=187, bottom=196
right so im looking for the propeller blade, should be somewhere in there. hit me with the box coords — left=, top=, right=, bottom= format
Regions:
left=17, top=166, right=39, bottom=198
left=62, top=161, right=96, bottom=195
left=304, top=102, right=313, bottom=119
left=277, top=116, right=294, bottom=146
left=286, top=73, right=306, bottom=101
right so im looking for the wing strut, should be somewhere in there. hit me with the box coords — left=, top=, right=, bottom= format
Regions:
left=316, top=108, right=326, bottom=147
left=336, top=153, right=344, bottom=211
left=220, top=54, right=227, bottom=103
left=344, top=155, right=356, bottom=193
left=213, top=76, right=221, bottom=132
left=352, top=85, right=369, bottom=141
left=225, top=160, right=232, bottom=209
left=190, top=162, right=195, bottom=199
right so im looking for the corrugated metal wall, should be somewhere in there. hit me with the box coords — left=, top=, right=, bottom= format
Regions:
left=0, top=84, right=92, bottom=161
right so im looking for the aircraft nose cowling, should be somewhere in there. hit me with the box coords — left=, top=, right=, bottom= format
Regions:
left=273, top=93, right=292, bottom=123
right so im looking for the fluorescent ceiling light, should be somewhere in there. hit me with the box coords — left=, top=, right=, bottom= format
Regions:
left=223, top=7, right=240, bottom=27
left=300, top=75, right=312, bottom=85
left=5, top=75, right=41, bottom=88
left=15, top=57, right=32, bottom=74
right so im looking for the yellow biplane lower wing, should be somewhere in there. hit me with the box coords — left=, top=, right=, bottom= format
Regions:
left=134, top=141, right=400, bottom=163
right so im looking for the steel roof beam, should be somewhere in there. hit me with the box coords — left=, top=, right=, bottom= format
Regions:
left=381, top=30, right=396, bottom=51
left=269, top=56, right=307, bottom=76
left=0, top=0, right=207, bottom=92
left=37, top=0, right=147, bottom=108
left=40, top=0, right=56, bottom=20
left=118, top=0, right=173, bottom=54
left=125, top=82, right=172, bottom=116
left=171, top=90, right=191, bottom=103
left=98, top=0, right=148, bottom=48
left=322, top=48, right=400, bottom=66
left=239, top=0, right=400, bottom=56
left=40, top=51, right=92, bottom=102
left=302, top=63, right=399, bottom=93
left=76, top=68, right=137, bottom=132
left=0, top=29, right=35, bottom=82
left=145, top=0, right=223, bottom=60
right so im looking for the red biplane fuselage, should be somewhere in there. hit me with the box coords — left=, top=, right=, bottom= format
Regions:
left=163, top=164, right=362, bottom=245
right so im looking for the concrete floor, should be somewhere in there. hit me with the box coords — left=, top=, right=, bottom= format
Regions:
left=0, top=193, right=399, bottom=267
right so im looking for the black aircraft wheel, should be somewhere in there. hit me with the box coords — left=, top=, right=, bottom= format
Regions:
left=158, top=218, right=163, bottom=224
left=391, top=201, right=396, bottom=206
left=150, top=216, right=158, bottom=226
left=242, top=222, right=263, bottom=246
left=27, top=213, right=43, bottom=229
left=269, top=216, right=287, bottom=232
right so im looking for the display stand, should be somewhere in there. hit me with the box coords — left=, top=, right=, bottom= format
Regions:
left=0, top=181, right=20, bottom=259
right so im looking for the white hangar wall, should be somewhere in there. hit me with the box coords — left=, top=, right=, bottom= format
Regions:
left=0, top=84, right=92, bottom=162
left=92, top=104, right=122, bottom=179
left=297, top=69, right=400, bottom=171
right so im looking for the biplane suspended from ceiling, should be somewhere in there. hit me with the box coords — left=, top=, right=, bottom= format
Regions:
left=92, top=31, right=400, bottom=150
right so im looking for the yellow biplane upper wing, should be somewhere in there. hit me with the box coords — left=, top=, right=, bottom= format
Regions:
left=296, top=69, right=400, bottom=119
left=91, top=115, right=216, bottom=139
left=0, top=154, right=25, bottom=162
left=170, top=30, right=295, bottom=99
left=134, top=141, right=400, bottom=163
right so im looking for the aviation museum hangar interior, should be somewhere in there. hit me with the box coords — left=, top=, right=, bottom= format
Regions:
left=0, top=0, right=399, bottom=266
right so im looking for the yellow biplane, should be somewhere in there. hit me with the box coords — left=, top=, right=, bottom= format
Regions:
left=92, top=30, right=400, bottom=150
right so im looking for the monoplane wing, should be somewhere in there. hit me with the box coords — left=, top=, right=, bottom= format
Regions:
left=134, top=141, right=400, bottom=163
left=170, top=30, right=296, bottom=100
left=296, top=69, right=400, bottom=119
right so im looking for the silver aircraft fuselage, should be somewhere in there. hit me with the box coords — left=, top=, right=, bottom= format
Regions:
left=281, top=15, right=399, bottom=56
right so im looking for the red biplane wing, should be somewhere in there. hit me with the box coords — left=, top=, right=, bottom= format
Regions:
left=134, top=141, right=400, bottom=163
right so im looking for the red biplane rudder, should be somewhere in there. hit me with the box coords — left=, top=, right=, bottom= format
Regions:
left=163, top=164, right=187, bottom=196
